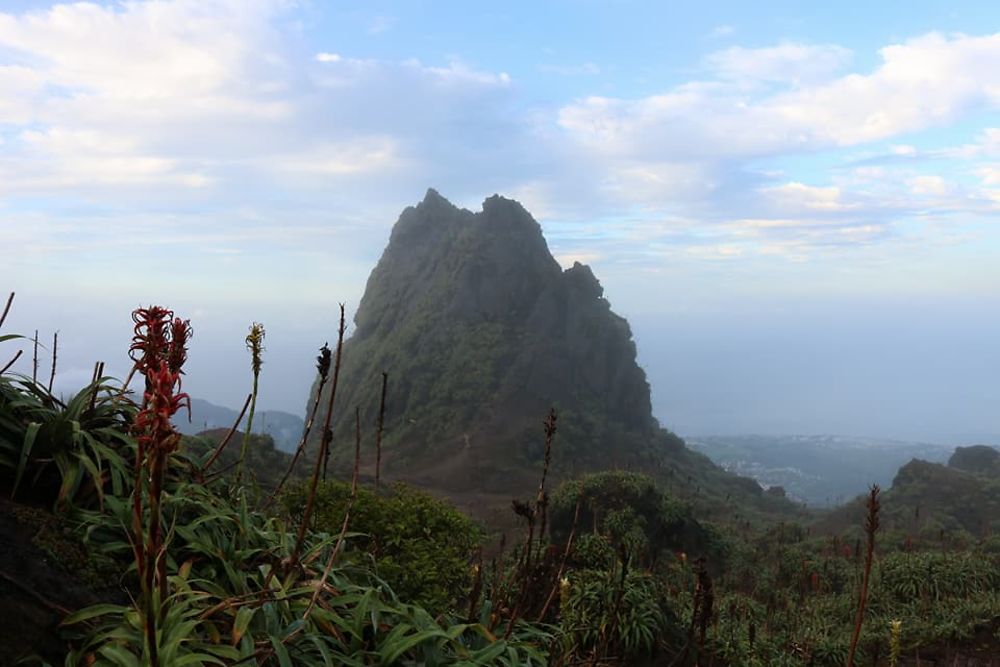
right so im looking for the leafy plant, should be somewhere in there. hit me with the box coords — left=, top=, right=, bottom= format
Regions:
left=282, top=480, right=481, bottom=614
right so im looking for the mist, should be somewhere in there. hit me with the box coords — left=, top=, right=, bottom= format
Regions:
left=5, top=281, right=998, bottom=448
left=636, top=294, right=1000, bottom=445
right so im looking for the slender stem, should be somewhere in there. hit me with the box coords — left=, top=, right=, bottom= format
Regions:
left=31, top=330, right=38, bottom=384
left=132, top=437, right=146, bottom=583
left=88, top=361, right=103, bottom=414
left=847, top=485, right=881, bottom=667
left=0, top=292, right=13, bottom=330
left=467, top=547, right=484, bottom=624
left=321, top=326, right=346, bottom=483
left=144, top=449, right=167, bottom=666
left=47, top=331, right=57, bottom=393
left=202, top=393, right=252, bottom=474
left=264, top=356, right=330, bottom=509
left=291, top=306, right=345, bottom=565
left=118, top=365, right=138, bottom=401
left=538, top=485, right=583, bottom=621
left=304, top=404, right=361, bottom=619
left=237, top=369, right=260, bottom=485
left=0, top=349, right=22, bottom=375
left=374, top=371, right=388, bottom=494
left=505, top=407, right=558, bottom=638
left=536, top=408, right=557, bottom=541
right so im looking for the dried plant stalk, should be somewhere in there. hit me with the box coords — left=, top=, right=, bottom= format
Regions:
left=47, top=331, right=58, bottom=393
left=847, top=484, right=881, bottom=667
left=0, top=292, right=13, bottom=329
left=265, top=343, right=333, bottom=508
left=201, top=393, right=252, bottom=474
left=291, top=305, right=345, bottom=565
left=304, top=404, right=362, bottom=618
left=538, top=483, right=582, bottom=621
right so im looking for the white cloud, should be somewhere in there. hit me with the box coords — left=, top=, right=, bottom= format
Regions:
left=548, top=30, right=1000, bottom=247
left=560, top=32, right=1000, bottom=161
left=269, top=137, right=399, bottom=177
left=909, top=175, right=949, bottom=196
left=0, top=1, right=518, bottom=202
left=977, top=165, right=1000, bottom=186
left=762, top=182, right=852, bottom=212
left=706, top=42, right=852, bottom=84
left=0, top=127, right=213, bottom=193
left=0, top=2, right=998, bottom=273
left=405, top=59, right=512, bottom=87
left=683, top=244, right=744, bottom=260
left=941, top=127, right=1000, bottom=158
left=0, top=64, right=43, bottom=123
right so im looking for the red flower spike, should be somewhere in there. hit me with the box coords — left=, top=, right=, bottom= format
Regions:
left=167, top=318, right=192, bottom=374
left=133, top=360, right=189, bottom=454
left=130, top=306, right=174, bottom=374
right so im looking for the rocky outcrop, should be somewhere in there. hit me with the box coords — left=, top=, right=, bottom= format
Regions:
left=947, top=444, right=1000, bottom=475
left=306, top=190, right=663, bottom=492
left=304, top=190, right=794, bottom=519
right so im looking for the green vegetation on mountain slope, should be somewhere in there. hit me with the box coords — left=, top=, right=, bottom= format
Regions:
left=0, top=297, right=997, bottom=665
left=304, top=191, right=800, bottom=527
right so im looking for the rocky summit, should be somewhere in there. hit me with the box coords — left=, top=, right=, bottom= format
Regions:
left=306, top=190, right=779, bottom=508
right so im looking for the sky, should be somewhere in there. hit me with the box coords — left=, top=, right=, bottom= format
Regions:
left=1, top=0, right=998, bottom=444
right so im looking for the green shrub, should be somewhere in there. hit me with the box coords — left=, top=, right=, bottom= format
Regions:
left=550, top=471, right=712, bottom=565
left=559, top=567, right=679, bottom=659
left=283, top=480, right=481, bottom=613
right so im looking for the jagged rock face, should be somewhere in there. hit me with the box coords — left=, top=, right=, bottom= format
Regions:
left=310, top=190, right=658, bottom=491
left=948, top=445, right=1000, bottom=475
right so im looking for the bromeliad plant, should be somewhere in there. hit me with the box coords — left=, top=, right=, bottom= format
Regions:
left=58, top=304, right=551, bottom=665
left=129, top=306, right=192, bottom=666
left=1, top=293, right=134, bottom=510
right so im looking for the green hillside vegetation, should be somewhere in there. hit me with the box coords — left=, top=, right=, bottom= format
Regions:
left=948, top=444, right=1000, bottom=476
left=177, top=399, right=305, bottom=453
left=305, top=191, right=800, bottom=526
left=184, top=428, right=293, bottom=490
left=817, top=449, right=1000, bottom=545
left=2, top=297, right=998, bottom=664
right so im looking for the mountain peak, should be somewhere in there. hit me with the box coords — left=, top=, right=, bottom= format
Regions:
left=482, top=192, right=524, bottom=212
left=310, top=191, right=663, bottom=494
left=564, top=261, right=603, bottom=299
left=419, top=187, right=453, bottom=208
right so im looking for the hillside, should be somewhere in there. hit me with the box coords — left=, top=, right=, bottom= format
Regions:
left=817, top=445, right=1000, bottom=540
left=688, top=434, right=952, bottom=506
left=305, top=190, right=795, bottom=519
left=176, top=398, right=304, bottom=453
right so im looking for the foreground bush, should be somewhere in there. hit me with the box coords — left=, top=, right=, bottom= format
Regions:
left=282, top=480, right=481, bottom=614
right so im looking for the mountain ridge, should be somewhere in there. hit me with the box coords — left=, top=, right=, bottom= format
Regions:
left=176, top=398, right=304, bottom=453
left=816, top=444, right=1000, bottom=539
left=306, top=190, right=795, bottom=519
